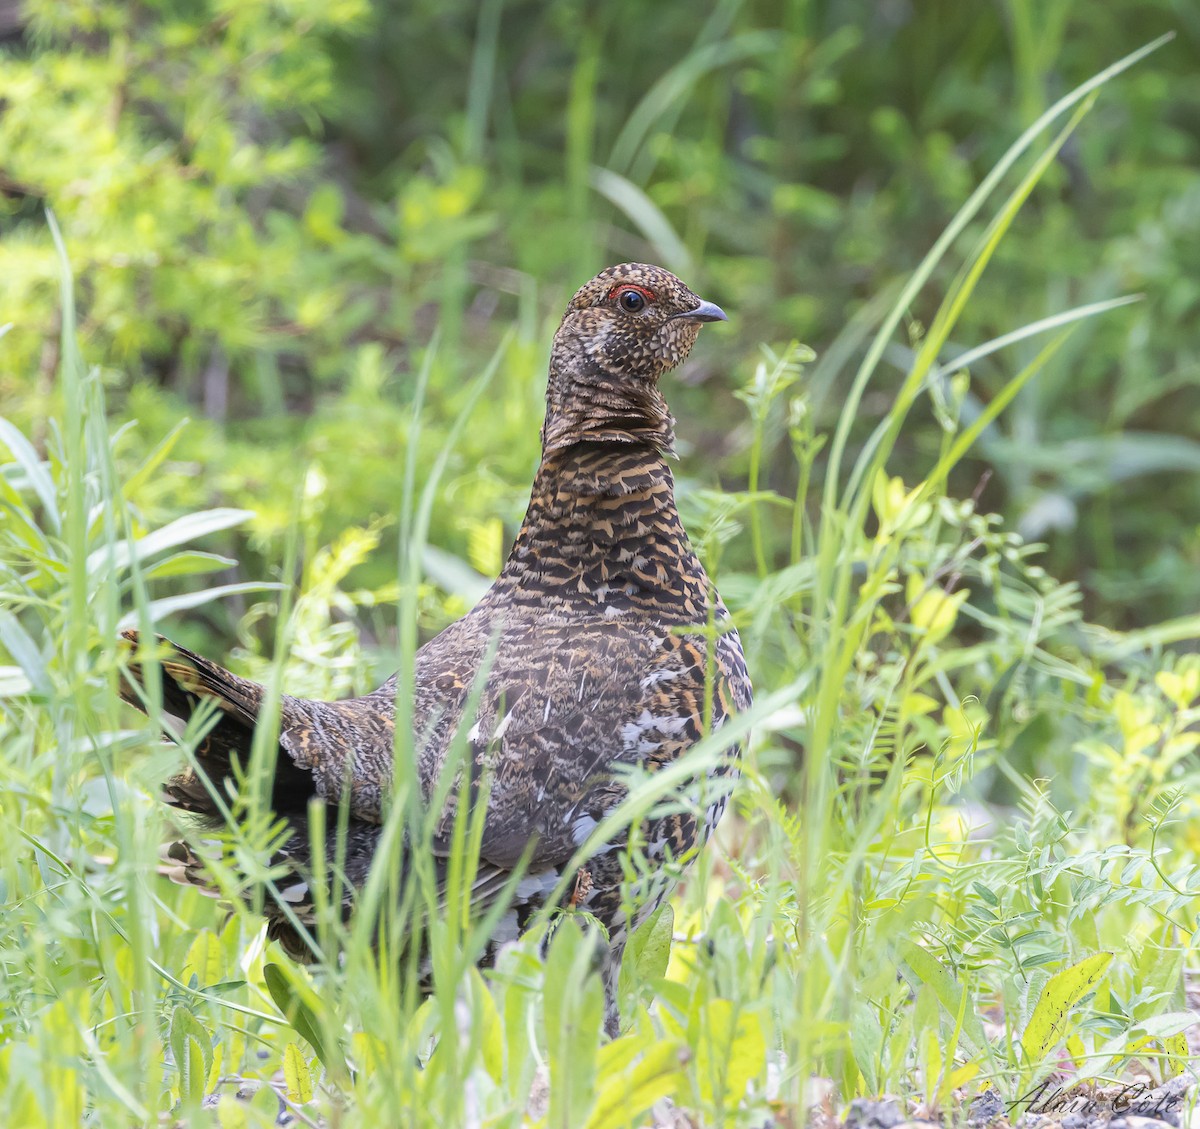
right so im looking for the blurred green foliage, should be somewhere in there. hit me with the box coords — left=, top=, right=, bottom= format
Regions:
left=2, top=0, right=1198, bottom=639
left=2, top=10, right=1200, bottom=1123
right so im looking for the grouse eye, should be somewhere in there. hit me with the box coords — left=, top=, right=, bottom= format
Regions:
left=605, top=282, right=656, bottom=312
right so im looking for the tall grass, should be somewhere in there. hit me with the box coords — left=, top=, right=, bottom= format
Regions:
left=1, top=39, right=1198, bottom=1128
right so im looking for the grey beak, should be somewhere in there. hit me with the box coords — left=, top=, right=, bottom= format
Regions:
left=675, top=298, right=728, bottom=323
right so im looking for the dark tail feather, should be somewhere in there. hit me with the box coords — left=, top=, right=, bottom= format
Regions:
left=118, top=629, right=315, bottom=817
left=119, top=628, right=265, bottom=725
left=118, top=630, right=354, bottom=964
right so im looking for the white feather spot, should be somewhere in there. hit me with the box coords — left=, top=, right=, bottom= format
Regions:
left=515, top=870, right=560, bottom=900
left=490, top=910, right=521, bottom=945
left=493, top=708, right=516, bottom=742
left=570, top=815, right=598, bottom=845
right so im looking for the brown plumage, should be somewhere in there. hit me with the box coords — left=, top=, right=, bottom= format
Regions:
left=119, top=262, right=752, bottom=1034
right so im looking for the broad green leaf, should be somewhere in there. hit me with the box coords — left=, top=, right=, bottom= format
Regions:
left=1020, top=952, right=1112, bottom=1065
left=947, top=1062, right=980, bottom=1090
left=117, top=581, right=282, bottom=629
left=263, top=962, right=346, bottom=1077
left=898, top=941, right=988, bottom=1055
left=618, top=902, right=674, bottom=1022
left=250, top=1083, right=283, bottom=1120
left=207, top=1041, right=225, bottom=1093
left=282, top=1043, right=313, bottom=1104
left=695, top=999, right=767, bottom=1112
left=544, top=919, right=604, bottom=1129
left=421, top=544, right=490, bottom=603
left=920, top=1027, right=943, bottom=1106
left=910, top=586, right=969, bottom=640
left=1131, top=929, right=1186, bottom=1021
left=587, top=1038, right=686, bottom=1129
left=0, top=609, right=51, bottom=697
left=1123, top=1010, right=1198, bottom=1039
left=849, top=1001, right=883, bottom=1095
left=0, top=665, right=33, bottom=698
left=589, top=167, right=692, bottom=277
left=469, top=966, right=505, bottom=1083
left=216, top=1093, right=250, bottom=1128
left=169, top=1005, right=212, bottom=1107
left=0, top=416, right=60, bottom=533
left=86, top=507, right=253, bottom=577
left=1160, top=1032, right=1190, bottom=1077
left=182, top=930, right=223, bottom=988
left=142, top=551, right=236, bottom=581
left=495, top=943, right=543, bottom=1115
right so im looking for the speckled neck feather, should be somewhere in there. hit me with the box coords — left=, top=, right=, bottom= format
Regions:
left=540, top=363, right=676, bottom=457
left=485, top=442, right=707, bottom=621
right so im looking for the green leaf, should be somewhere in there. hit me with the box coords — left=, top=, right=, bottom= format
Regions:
left=117, top=581, right=283, bottom=629
left=898, top=940, right=988, bottom=1055
left=468, top=966, right=505, bottom=1083
left=262, top=962, right=346, bottom=1077
left=421, top=545, right=490, bottom=604
left=0, top=416, right=60, bottom=534
left=86, top=507, right=253, bottom=577
left=182, top=930, right=224, bottom=988
left=1020, top=952, right=1113, bottom=1065
left=971, top=881, right=1000, bottom=907
left=282, top=1042, right=313, bottom=1104
left=168, top=1005, right=212, bottom=1108
left=1123, top=1010, right=1198, bottom=1039
left=544, top=919, right=604, bottom=1129
left=695, top=998, right=766, bottom=1112
left=587, top=1036, right=686, bottom=1129
left=588, top=167, right=692, bottom=277
left=0, top=609, right=51, bottom=697
left=141, top=551, right=237, bottom=581
left=618, top=902, right=674, bottom=1022
left=849, top=1001, right=883, bottom=1095
left=120, top=419, right=188, bottom=501
left=1076, top=1009, right=1196, bottom=1083
left=0, top=666, right=33, bottom=698
left=216, top=1093, right=250, bottom=1128
left=608, top=31, right=776, bottom=177
left=929, top=294, right=1142, bottom=382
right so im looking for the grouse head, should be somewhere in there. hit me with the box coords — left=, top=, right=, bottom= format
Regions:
left=542, top=263, right=727, bottom=457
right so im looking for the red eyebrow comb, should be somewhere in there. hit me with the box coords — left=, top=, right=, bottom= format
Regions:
left=607, top=284, right=656, bottom=301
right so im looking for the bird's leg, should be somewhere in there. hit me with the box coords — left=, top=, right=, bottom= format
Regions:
left=600, top=940, right=625, bottom=1039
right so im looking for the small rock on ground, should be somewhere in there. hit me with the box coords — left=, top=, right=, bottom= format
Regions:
left=845, top=1098, right=905, bottom=1129
left=968, top=1089, right=1006, bottom=1125
left=1120, top=1077, right=1194, bottom=1125
left=1108, top=1118, right=1179, bottom=1129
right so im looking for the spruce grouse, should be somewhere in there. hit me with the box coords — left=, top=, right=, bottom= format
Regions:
left=120, top=263, right=753, bottom=1034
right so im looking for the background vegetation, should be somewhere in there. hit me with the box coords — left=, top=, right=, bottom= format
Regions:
left=1, top=1, right=1198, bottom=1126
